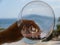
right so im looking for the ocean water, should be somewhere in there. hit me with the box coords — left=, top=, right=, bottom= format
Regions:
left=0, top=18, right=17, bottom=28
left=0, top=14, right=57, bottom=31
left=0, top=15, right=57, bottom=31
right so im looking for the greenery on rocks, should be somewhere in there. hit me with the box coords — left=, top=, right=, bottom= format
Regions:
left=43, top=17, right=60, bottom=41
left=0, top=27, right=5, bottom=30
left=55, top=17, right=60, bottom=35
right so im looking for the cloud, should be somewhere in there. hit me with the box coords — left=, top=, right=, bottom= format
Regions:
left=42, top=0, right=60, bottom=2
left=42, top=0, right=60, bottom=6
left=41, top=0, right=60, bottom=9
left=51, top=6, right=60, bottom=9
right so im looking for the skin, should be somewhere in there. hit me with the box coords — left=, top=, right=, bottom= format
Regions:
left=0, top=20, right=41, bottom=45
left=0, top=21, right=23, bottom=44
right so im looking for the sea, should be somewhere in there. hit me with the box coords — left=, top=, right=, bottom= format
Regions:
left=0, top=18, right=17, bottom=28
left=0, top=14, right=57, bottom=31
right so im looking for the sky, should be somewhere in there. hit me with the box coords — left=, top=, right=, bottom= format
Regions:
left=0, top=0, right=60, bottom=18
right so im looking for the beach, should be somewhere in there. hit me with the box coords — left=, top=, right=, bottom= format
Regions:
left=2, top=40, right=60, bottom=45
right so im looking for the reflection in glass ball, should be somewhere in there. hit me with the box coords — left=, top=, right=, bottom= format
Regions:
left=18, top=0, right=55, bottom=44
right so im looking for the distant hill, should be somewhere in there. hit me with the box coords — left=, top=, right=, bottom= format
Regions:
left=0, top=14, right=57, bottom=33
left=22, top=14, right=54, bottom=33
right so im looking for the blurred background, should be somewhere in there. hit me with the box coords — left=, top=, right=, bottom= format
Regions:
left=0, top=0, right=60, bottom=41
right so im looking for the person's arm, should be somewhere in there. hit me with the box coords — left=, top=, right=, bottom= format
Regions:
left=0, top=21, right=23, bottom=44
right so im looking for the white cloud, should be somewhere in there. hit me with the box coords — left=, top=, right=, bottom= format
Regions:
left=52, top=6, right=60, bottom=8
left=41, top=0, right=60, bottom=5
left=42, top=0, right=60, bottom=2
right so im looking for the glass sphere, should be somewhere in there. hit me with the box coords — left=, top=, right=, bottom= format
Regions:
left=18, top=0, right=55, bottom=44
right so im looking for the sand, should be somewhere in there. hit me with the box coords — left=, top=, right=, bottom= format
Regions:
left=2, top=39, right=60, bottom=45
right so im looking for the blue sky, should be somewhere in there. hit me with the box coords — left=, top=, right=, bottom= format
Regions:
left=0, top=0, right=60, bottom=18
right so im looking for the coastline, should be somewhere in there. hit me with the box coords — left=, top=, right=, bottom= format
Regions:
left=2, top=40, right=60, bottom=45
